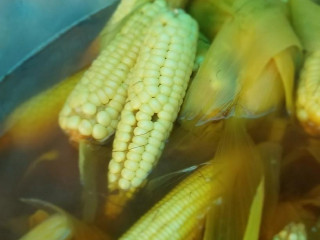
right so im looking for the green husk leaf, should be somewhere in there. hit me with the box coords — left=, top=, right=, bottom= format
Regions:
left=79, top=141, right=110, bottom=222
left=243, top=178, right=265, bottom=240
left=187, top=0, right=234, bottom=39
left=290, top=0, right=320, bottom=51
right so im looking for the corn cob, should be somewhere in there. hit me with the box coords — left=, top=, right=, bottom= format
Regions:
left=99, top=0, right=148, bottom=49
left=28, top=210, right=50, bottom=228
left=19, top=214, right=72, bottom=240
left=20, top=213, right=110, bottom=240
left=3, top=68, right=83, bottom=148
left=59, top=0, right=167, bottom=143
left=119, top=163, right=219, bottom=240
left=273, top=222, right=307, bottom=240
left=296, top=51, right=320, bottom=135
left=107, top=9, right=198, bottom=194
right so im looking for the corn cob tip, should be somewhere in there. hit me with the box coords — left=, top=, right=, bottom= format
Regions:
left=104, top=191, right=134, bottom=219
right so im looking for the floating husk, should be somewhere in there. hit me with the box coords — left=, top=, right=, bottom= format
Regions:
left=202, top=118, right=263, bottom=240
left=187, top=0, right=234, bottom=40
left=257, top=142, right=282, bottom=240
left=180, top=0, right=300, bottom=128
left=79, top=141, right=110, bottom=222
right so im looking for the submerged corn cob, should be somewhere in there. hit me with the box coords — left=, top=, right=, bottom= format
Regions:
left=28, top=210, right=50, bottom=228
left=20, top=213, right=109, bottom=240
left=238, top=60, right=284, bottom=117
left=192, top=33, right=210, bottom=72
left=4, top=68, right=83, bottom=148
left=19, top=214, right=72, bottom=240
left=107, top=9, right=198, bottom=193
left=296, top=51, right=320, bottom=135
left=59, top=0, right=167, bottom=142
left=273, top=222, right=307, bottom=240
left=119, top=163, right=217, bottom=240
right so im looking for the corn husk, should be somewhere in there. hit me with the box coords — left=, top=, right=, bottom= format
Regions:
left=193, top=33, right=211, bottom=72
left=290, top=0, right=320, bottom=51
left=187, top=0, right=235, bottom=40
left=257, top=142, right=282, bottom=239
left=243, top=178, right=265, bottom=240
left=79, top=141, right=111, bottom=222
left=21, top=150, right=60, bottom=181
left=202, top=118, right=264, bottom=240
left=180, top=0, right=300, bottom=129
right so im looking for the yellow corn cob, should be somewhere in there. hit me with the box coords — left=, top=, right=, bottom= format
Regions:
left=119, top=163, right=218, bottom=240
left=107, top=9, right=198, bottom=193
left=296, top=50, right=320, bottom=135
left=273, top=222, right=307, bottom=240
left=3, top=68, right=84, bottom=148
left=20, top=213, right=110, bottom=240
left=28, top=210, right=50, bottom=228
left=59, top=0, right=167, bottom=143
left=19, top=214, right=73, bottom=240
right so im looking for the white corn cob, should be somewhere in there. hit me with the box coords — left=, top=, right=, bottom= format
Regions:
left=59, top=0, right=167, bottom=142
left=107, top=9, right=198, bottom=193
